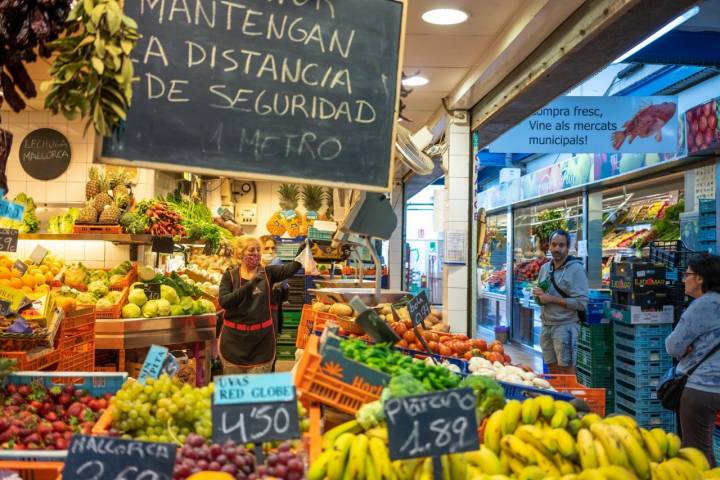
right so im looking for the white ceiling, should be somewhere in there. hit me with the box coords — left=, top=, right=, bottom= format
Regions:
left=400, top=0, right=526, bottom=128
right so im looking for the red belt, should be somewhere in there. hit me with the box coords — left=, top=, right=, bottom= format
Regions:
left=224, top=318, right=273, bottom=331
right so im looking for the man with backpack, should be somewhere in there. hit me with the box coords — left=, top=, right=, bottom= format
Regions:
left=532, top=230, right=589, bottom=374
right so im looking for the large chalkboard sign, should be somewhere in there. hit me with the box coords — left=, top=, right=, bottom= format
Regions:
left=19, top=128, right=71, bottom=180
left=64, top=435, right=176, bottom=480
left=101, top=0, right=406, bottom=192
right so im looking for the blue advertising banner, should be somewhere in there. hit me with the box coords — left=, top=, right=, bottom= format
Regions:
left=489, top=96, right=679, bottom=154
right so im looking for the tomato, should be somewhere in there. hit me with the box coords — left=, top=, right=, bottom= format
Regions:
left=395, top=323, right=408, bottom=337
left=439, top=335, right=452, bottom=344
left=438, top=344, right=452, bottom=356
left=491, top=344, right=504, bottom=354
left=455, top=334, right=469, bottom=341
left=397, top=339, right=409, bottom=348
left=403, top=331, right=416, bottom=344
left=503, top=354, right=512, bottom=364
left=409, top=342, right=422, bottom=351
left=425, top=332, right=439, bottom=343
left=427, top=341, right=439, bottom=353
left=488, top=352, right=501, bottom=363
left=463, top=351, right=473, bottom=361
left=403, top=320, right=413, bottom=330
left=470, top=339, right=488, bottom=351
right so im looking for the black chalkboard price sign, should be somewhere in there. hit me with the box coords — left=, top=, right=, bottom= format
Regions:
left=141, top=283, right=162, bottom=301
left=19, top=128, right=71, bottom=181
left=0, top=229, right=18, bottom=253
left=64, top=435, right=176, bottom=480
left=101, top=0, right=406, bottom=192
left=384, top=388, right=479, bottom=461
left=407, top=290, right=432, bottom=327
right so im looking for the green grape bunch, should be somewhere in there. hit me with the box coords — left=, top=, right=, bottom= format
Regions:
left=110, top=374, right=214, bottom=445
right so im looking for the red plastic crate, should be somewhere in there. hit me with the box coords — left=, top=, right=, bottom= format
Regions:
left=543, top=374, right=607, bottom=416
left=296, top=305, right=316, bottom=348
left=0, top=348, right=60, bottom=371
left=78, top=288, right=127, bottom=319
left=109, top=265, right=137, bottom=291
left=59, top=340, right=95, bottom=373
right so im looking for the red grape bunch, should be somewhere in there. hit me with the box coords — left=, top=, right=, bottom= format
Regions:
left=174, top=434, right=255, bottom=479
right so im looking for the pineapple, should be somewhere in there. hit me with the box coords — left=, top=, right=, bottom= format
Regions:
left=278, top=184, right=302, bottom=237
left=86, top=166, right=102, bottom=200
left=110, top=170, right=132, bottom=209
left=321, top=187, right=334, bottom=220
left=301, top=185, right=324, bottom=235
left=78, top=203, right=98, bottom=223
left=99, top=200, right=122, bottom=224
left=92, top=176, right=113, bottom=214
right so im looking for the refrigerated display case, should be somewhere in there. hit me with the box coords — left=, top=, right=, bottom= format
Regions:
left=511, top=196, right=584, bottom=349
left=477, top=211, right=508, bottom=329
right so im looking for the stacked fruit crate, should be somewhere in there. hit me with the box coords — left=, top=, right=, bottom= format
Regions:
left=613, top=320, right=674, bottom=431
left=698, top=199, right=716, bottom=254
left=576, top=323, right=614, bottom=414
left=276, top=311, right=301, bottom=360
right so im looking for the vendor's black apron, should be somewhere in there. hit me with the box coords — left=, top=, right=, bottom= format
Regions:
left=218, top=268, right=276, bottom=366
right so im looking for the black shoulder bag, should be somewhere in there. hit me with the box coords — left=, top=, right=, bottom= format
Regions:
left=549, top=266, right=588, bottom=324
left=657, top=340, right=720, bottom=411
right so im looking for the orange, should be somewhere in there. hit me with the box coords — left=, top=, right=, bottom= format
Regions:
left=21, top=275, right=36, bottom=289
left=50, top=267, right=59, bottom=275
left=10, top=269, right=20, bottom=278
left=39, top=265, right=49, bottom=273
left=33, top=273, right=45, bottom=285
left=45, top=272, right=53, bottom=282
left=0, top=267, right=10, bottom=280
left=1, top=257, right=12, bottom=269
left=0, top=279, right=10, bottom=287
left=9, top=278, right=22, bottom=289
left=21, top=286, right=32, bottom=294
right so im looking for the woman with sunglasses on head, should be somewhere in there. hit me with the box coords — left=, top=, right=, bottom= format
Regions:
left=665, top=253, right=720, bottom=466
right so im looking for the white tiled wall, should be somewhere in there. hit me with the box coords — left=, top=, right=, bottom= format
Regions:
left=1, top=107, right=157, bottom=267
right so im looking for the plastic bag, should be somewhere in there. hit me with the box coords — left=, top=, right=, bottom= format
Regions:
left=295, top=242, right=319, bottom=275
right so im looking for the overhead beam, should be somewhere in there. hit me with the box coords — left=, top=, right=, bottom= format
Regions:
left=471, top=0, right=701, bottom=146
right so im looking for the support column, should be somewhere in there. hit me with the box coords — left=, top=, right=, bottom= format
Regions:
left=585, top=191, right=603, bottom=289
left=443, top=113, right=471, bottom=334
left=388, top=181, right=404, bottom=290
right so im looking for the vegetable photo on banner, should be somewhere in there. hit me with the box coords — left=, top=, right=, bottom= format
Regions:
left=42, top=0, right=140, bottom=136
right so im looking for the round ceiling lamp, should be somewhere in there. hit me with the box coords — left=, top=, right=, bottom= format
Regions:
left=422, top=8, right=469, bottom=25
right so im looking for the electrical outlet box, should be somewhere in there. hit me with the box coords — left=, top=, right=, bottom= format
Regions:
left=235, top=204, right=258, bottom=225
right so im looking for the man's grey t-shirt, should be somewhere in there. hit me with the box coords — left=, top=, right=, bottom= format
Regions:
left=536, top=258, right=589, bottom=326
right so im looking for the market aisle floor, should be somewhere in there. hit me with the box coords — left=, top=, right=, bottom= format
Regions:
left=476, top=327, right=544, bottom=372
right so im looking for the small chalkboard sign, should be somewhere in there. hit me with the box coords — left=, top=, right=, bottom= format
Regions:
left=212, top=373, right=300, bottom=445
left=0, top=229, right=17, bottom=253
left=19, top=129, right=72, bottom=181
left=137, top=344, right=179, bottom=384
left=355, top=309, right=400, bottom=344
left=384, top=388, right=479, bottom=461
left=64, top=435, right=176, bottom=480
left=14, top=260, right=27, bottom=276
left=408, top=290, right=432, bottom=327
left=151, top=236, right=174, bottom=254
left=138, top=283, right=162, bottom=301
left=29, top=245, right=48, bottom=265
left=0, top=301, right=11, bottom=316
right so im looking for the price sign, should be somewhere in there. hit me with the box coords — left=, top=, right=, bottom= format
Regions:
left=407, top=290, right=432, bottom=327
left=137, top=345, right=179, bottom=384
left=64, top=435, right=176, bottom=480
left=0, top=229, right=17, bottom=252
left=13, top=259, right=27, bottom=276
left=212, top=373, right=300, bottom=445
left=0, top=198, right=24, bottom=222
left=0, top=301, right=11, bottom=316
left=355, top=309, right=400, bottom=344
left=29, top=245, right=48, bottom=265
left=138, top=283, right=162, bottom=301
left=384, top=388, right=479, bottom=460
left=151, top=236, right=174, bottom=254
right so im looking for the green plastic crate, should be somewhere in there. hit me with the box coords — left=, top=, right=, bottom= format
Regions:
left=576, top=366, right=613, bottom=389
left=578, top=323, right=613, bottom=351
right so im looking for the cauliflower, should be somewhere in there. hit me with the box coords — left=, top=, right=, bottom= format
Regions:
left=96, top=298, right=113, bottom=310
left=122, top=303, right=142, bottom=318
left=160, top=285, right=180, bottom=305
left=198, top=298, right=215, bottom=314
left=180, top=296, right=194, bottom=314
left=156, top=298, right=172, bottom=316
left=128, top=288, right=148, bottom=307
left=192, top=300, right=205, bottom=315
left=88, top=280, right=109, bottom=298
left=76, top=292, right=96, bottom=305
left=170, top=304, right=185, bottom=316
left=142, top=300, right=159, bottom=318
left=355, top=400, right=384, bottom=430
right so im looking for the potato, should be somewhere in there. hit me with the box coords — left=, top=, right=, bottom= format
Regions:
left=431, top=322, right=450, bottom=333
left=431, top=309, right=443, bottom=320
left=381, top=305, right=392, bottom=316
left=329, top=303, right=353, bottom=316
left=312, top=302, right=330, bottom=313
left=385, top=314, right=394, bottom=323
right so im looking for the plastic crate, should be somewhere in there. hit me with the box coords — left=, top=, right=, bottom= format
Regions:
left=543, top=374, right=606, bottom=416
left=699, top=212, right=716, bottom=228
left=698, top=227, right=717, bottom=242
left=699, top=199, right=716, bottom=214
left=498, top=381, right=574, bottom=403
left=60, top=308, right=95, bottom=331
left=0, top=461, right=63, bottom=479
left=0, top=348, right=60, bottom=371
left=3, top=371, right=126, bottom=396
left=308, top=227, right=334, bottom=241
left=293, top=336, right=384, bottom=415
left=577, top=346, right=613, bottom=373
left=648, top=241, right=701, bottom=272
left=77, top=287, right=128, bottom=319
left=73, top=223, right=123, bottom=234
left=59, top=340, right=95, bottom=372
left=284, top=310, right=301, bottom=327
left=395, top=347, right=468, bottom=375
left=614, top=396, right=675, bottom=431
left=576, top=365, right=613, bottom=389
left=578, top=323, right=613, bottom=350
left=296, top=305, right=316, bottom=349
left=614, top=351, right=671, bottom=378
left=109, top=265, right=138, bottom=291
left=614, top=321, right=672, bottom=349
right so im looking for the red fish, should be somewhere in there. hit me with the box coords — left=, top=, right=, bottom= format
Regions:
left=612, top=102, right=676, bottom=149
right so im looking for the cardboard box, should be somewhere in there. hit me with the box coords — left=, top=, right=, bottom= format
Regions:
left=605, top=303, right=674, bottom=325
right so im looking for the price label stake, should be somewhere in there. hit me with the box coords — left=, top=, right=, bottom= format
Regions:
left=212, top=373, right=301, bottom=465
left=135, top=283, right=162, bottom=301
left=29, top=245, right=48, bottom=265
left=350, top=295, right=400, bottom=344
left=13, top=259, right=27, bottom=276
left=385, top=388, right=479, bottom=480
left=64, top=435, right=177, bottom=480
left=406, top=291, right=437, bottom=363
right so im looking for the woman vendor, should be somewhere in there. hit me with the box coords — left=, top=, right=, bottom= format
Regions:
left=218, top=235, right=302, bottom=374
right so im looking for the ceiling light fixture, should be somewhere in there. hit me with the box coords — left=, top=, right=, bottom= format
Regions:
left=612, top=6, right=700, bottom=64
left=422, top=8, right=469, bottom=25
left=402, top=75, right=429, bottom=86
